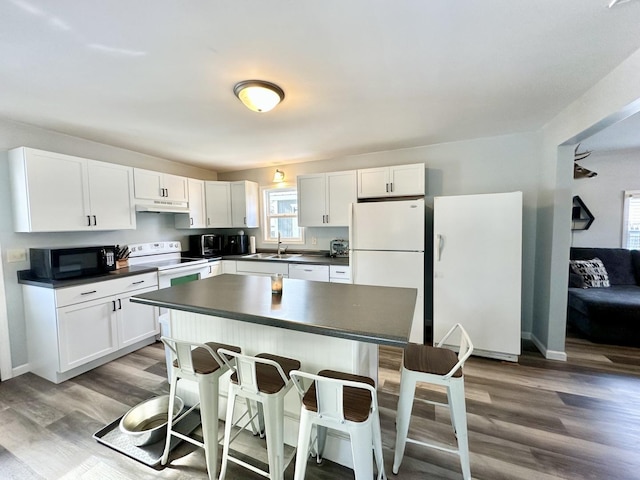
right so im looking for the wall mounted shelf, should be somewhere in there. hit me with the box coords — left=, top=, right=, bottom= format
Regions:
left=572, top=195, right=595, bottom=230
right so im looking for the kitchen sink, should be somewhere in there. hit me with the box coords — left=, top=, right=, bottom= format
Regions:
left=268, top=254, right=302, bottom=260
left=242, top=253, right=302, bottom=260
left=242, top=253, right=274, bottom=259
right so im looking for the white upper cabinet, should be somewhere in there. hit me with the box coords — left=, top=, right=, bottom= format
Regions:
left=231, top=180, right=259, bottom=228
left=133, top=168, right=188, bottom=202
left=86, top=160, right=136, bottom=230
left=298, top=170, right=356, bottom=227
left=175, top=178, right=207, bottom=229
left=8, top=147, right=135, bottom=232
left=205, top=181, right=232, bottom=227
left=357, top=163, right=425, bottom=199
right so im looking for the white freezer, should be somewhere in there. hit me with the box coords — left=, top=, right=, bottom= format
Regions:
left=433, top=192, right=522, bottom=361
left=351, top=200, right=425, bottom=251
left=352, top=250, right=424, bottom=344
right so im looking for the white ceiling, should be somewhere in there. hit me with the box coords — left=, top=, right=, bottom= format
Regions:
left=1, top=0, right=640, bottom=172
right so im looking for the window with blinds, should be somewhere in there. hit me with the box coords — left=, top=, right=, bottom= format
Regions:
left=623, top=191, right=640, bottom=250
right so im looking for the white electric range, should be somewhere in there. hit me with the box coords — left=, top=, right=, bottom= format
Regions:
left=127, top=241, right=212, bottom=288
left=127, top=241, right=216, bottom=379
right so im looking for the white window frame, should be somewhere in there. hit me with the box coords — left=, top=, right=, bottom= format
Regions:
left=622, top=190, right=640, bottom=249
left=261, top=185, right=305, bottom=245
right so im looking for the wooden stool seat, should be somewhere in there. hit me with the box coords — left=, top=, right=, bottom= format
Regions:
left=302, top=370, right=375, bottom=423
left=230, top=352, right=300, bottom=394
left=403, top=343, right=463, bottom=377
left=174, top=342, right=240, bottom=374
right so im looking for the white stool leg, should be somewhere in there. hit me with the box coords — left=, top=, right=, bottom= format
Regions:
left=372, top=410, right=386, bottom=480
left=350, top=422, right=374, bottom=480
left=263, top=394, right=285, bottom=480
left=161, top=369, right=179, bottom=465
left=293, top=411, right=313, bottom=480
left=198, top=375, right=219, bottom=480
left=218, top=385, right=237, bottom=480
left=449, top=379, right=471, bottom=480
left=393, top=369, right=416, bottom=474
left=316, top=425, right=327, bottom=462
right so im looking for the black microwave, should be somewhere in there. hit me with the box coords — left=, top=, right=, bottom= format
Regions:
left=30, top=246, right=117, bottom=280
left=189, top=234, right=223, bottom=257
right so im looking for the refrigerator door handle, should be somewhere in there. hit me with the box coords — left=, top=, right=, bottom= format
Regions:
left=437, top=234, right=444, bottom=261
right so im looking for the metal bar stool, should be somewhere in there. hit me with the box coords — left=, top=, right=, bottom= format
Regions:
left=393, top=323, right=474, bottom=480
left=160, top=336, right=241, bottom=480
left=217, top=349, right=301, bottom=480
left=290, top=369, right=386, bottom=480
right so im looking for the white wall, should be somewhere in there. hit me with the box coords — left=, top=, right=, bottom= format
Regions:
left=571, top=148, right=640, bottom=248
left=536, top=47, right=640, bottom=357
left=220, top=131, right=541, bottom=335
left=0, top=117, right=219, bottom=371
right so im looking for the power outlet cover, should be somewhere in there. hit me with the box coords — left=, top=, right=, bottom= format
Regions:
left=7, top=248, right=27, bottom=263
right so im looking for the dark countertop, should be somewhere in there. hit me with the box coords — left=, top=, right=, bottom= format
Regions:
left=131, top=274, right=415, bottom=347
left=17, top=265, right=158, bottom=289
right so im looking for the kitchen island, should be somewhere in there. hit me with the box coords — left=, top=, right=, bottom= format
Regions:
left=131, top=274, right=417, bottom=468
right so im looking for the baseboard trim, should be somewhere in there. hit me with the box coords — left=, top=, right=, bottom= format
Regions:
left=12, top=363, right=30, bottom=378
left=531, top=333, right=567, bottom=361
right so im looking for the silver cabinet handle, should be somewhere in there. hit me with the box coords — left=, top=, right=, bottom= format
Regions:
left=87, top=215, right=91, bottom=226
left=190, top=217, right=194, bottom=226
left=132, top=280, right=145, bottom=285
left=92, top=215, right=97, bottom=226
left=112, top=300, right=116, bottom=311
left=81, top=290, right=97, bottom=295
left=118, top=299, right=122, bottom=310
left=386, top=183, right=389, bottom=192
left=390, top=182, right=393, bottom=192
left=335, top=270, right=345, bottom=274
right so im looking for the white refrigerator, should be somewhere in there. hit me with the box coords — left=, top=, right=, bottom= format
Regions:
left=350, top=200, right=425, bottom=344
left=433, top=192, right=522, bottom=361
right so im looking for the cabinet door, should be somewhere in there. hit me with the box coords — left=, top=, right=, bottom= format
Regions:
left=163, top=173, right=189, bottom=202
left=357, top=167, right=389, bottom=199
left=57, top=297, right=118, bottom=372
left=297, top=174, right=326, bottom=227
left=389, top=164, right=425, bottom=197
left=176, top=178, right=206, bottom=229
left=326, top=171, right=356, bottom=226
left=117, top=286, right=159, bottom=348
left=231, top=181, right=259, bottom=228
left=87, top=160, right=136, bottom=230
left=205, top=261, right=222, bottom=278
left=205, top=181, right=232, bottom=227
left=134, top=168, right=163, bottom=200
left=18, top=149, right=90, bottom=231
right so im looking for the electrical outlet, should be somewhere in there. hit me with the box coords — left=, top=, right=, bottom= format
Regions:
left=7, top=248, right=27, bottom=263
left=311, top=236, right=317, bottom=245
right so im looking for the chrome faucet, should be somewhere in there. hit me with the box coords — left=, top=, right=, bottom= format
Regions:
left=277, top=233, right=286, bottom=255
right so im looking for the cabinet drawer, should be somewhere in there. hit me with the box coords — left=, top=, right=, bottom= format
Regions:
left=329, top=265, right=351, bottom=280
left=55, top=272, right=158, bottom=307
left=289, top=264, right=329, bottom=282
left=236, top=261, right=289, bottom=275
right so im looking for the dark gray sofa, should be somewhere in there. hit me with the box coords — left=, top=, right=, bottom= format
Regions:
left=568, top=247, right=640, bottom=345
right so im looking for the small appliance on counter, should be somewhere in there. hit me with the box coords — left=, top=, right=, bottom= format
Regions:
left=29, top=245, right=117, bottom=280
left=330, top=239, right=349, bottom=257
left=224, top=234, right=249, bottom=255
left=188, top=234, right=224, bottom=257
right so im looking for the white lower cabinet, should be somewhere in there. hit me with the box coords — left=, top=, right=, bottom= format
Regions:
left=289, top=264, right=329, bottom=282
left=329, top=265, right=352, bottom=284
left=23, top=272, right=159, bottom=383
left=203, top=260, right=222, bottom=278
left=235, top=261, right=289, bottom=277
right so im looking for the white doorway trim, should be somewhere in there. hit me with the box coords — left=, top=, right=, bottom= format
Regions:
left=0, top=246, right=13, bottom=380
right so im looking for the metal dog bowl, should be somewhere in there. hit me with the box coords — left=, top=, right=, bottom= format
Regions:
left=119, top=395, right=184, bottom=447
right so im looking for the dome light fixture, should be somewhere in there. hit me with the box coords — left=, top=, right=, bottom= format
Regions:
left=233, top=80, right=285, bottom=113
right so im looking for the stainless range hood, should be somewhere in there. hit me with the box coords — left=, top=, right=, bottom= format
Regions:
left=135, top=200, right=190, bottom=214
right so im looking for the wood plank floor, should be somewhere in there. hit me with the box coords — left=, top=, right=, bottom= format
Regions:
left=1, top=335, right=640, bottom=479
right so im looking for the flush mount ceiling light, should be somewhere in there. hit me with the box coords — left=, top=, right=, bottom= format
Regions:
left=233, top=80, right=285, bottom=113
left=273, top=169, right=285, bottom=183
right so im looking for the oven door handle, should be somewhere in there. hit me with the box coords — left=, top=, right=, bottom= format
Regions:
left=157, top=264, right=209, bottom=277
